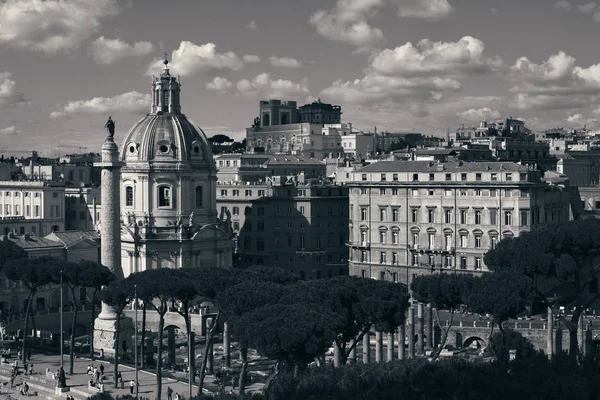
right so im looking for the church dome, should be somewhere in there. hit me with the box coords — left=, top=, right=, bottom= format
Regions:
left=119, top=55, right=214, bottom=166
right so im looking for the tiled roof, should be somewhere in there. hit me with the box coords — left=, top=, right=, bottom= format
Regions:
left=413, top=149, right=457, bottom=156
left=6, top=234, right=65, bottom=249
left=45, top=230, right=100, bottom=247
left=357, top=161, right=531, bottom=173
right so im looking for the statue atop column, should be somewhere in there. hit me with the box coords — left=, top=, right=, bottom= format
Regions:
left=104, top=116, right=116, bottom=139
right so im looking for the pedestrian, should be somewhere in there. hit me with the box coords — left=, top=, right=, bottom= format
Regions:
left=175, top=392, right=181, bottom=400
left=17, top=350, right=21, bottom=361
left=129, top=380, right=134, bottom=395
left=27, top=349, right=31, bottom=361
left=99, top=364, right=104, bottom=375
left=28, top=364, right=33, bottom=375
left=167, top=386, right=173, bottom=400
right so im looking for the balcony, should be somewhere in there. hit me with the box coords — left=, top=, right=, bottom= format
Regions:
left=350, top=241, right=371, bottom=250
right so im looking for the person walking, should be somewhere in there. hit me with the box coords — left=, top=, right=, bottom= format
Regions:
left=129, top=380, right=135, bottom=395
left=167, top=386, right=173, bottom=400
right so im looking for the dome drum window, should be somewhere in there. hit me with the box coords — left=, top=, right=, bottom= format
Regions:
left=158, top=185, right=173, bottom=208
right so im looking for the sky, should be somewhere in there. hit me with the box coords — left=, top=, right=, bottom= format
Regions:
left=1, top=0, right=600, bottom=156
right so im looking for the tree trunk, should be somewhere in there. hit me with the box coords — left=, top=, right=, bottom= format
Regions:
left=140, top=303, right=147, bottom=369
left=89, top=291, right=97, bottom=360
left=29, top=306, right=37, bottom=344
left=21, top=291, right=34, bottom=362
left=186, top=318, right=193, bottom=400
left=156, top=310, right=165, bottom=400
left=69, top=286, right=78, bottom=375
left=262, top=360, right=280, bottom=396
left=430, top=309, right=455, bottom=361
left=487, top=321, right=495, bottom=357
left=113, top=314, right=121, bottom=389
left=498, top=322, right=506, bottom=362
left=568, top=323, right=579, bottom=356
left=237, top=344, right=248, bottom=396
left=197, top=310, right=220, bottom=396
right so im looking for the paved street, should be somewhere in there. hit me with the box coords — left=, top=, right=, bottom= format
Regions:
left=0, top=351, right=226, bottom=400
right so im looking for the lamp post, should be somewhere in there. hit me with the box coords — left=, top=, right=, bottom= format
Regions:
left=60, top=269, right=64, bottom=371
left=134, top=284, right=138, bottom=400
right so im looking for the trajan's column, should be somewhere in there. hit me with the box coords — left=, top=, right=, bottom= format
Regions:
left=93, top=117, right=133, bottom=355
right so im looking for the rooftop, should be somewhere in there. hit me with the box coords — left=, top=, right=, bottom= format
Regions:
left=357, top=161, right=532, bottom=174
left=2, top=233, right=65, bottom=249
left=45, top=230, right=100, bottom=247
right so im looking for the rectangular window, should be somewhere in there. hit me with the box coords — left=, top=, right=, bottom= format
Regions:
left=429, top=173, right=435, bottom=181
left=392, top=208, right=399, bottom=222
left=393, top=173, right=398, bottom=181
left=220, top=189, right=227, bottom=196
left=158, top=186, right=172, bottom=207
left=445, top=209, right=451, bottom=224
left=412, top=189, right=419, bottom=196
left=360, top=251, right=367, bottom=263
left=379, top=231, right=386, bottom=244
left=35, top=205, right=39, bottom=217
left=428, top=233, right=435, bottom=250
left=381, top=173, right=386, bottom=181
left=460, top=210, right=467, bottom=224
left=444, top=189, right=452, bottom=197
left=361, top=207, right=368, bottom=221
left=505, top=210, right=512, bottom=225
left=195, top=186, right=203, bottom=207
left=461, top=173, right=467, bottom=181
left=412, top=254, right=419, bottom=266
left=520, top=210, right=529, bottom=226
left=380, top=252, right=386, bottom=264
left=490, top=236, right=497, bottom=249
left=475, top=257, right=482, bottom=269
left=126, top=186, right=133, bottom=207
left=360, top=188, right=368, bottom=195
left=445, top=173, right=451, bottom=181
left=392, top=230, right=399, bottom=244
left=460, top=256, right=467, bottom=269
left=460, top=235, right=468, bottom=248
left=490, top=209, right=497, bottom=225
left=475, top=210, right=481, bottom=225
left=392, top=188, right=399, bottom=195
left=475, top=235, right=482, bottom=248
left=392, top=252, right=398, bottom=265
left=506, top=173, right=512, bottom=181
left=412, top=232, right=419, bottom=246
left=490, top=189, right=497, bottom=197
left=25, top=205, right=30, bottom=217
left=445, top=234, right=452, bottom=250
left=428, top=209, right=435, bottom=223
left=491, top=173, right=497, bottom=181
left=380, top=208, right=386, bottom=222
left=300, top=206, right=305, bottom=215
left=412, top=173, right=419, bottom=182
left=361, top=174, right=367, bottom=181
left=475, top=173, right=482, bottom=181
left=411, top=208, right=418, bottom=223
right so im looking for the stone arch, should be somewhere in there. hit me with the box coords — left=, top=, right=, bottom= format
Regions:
left=463, top=336, right=486, bottom=349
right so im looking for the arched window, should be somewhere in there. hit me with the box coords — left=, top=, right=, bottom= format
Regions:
left=162, top=90, right=169, bottom=111
left=195, top=186, right=203, bottom=208
left=158, top=185, right=172, bottom=207
left=125, top=186, right=133, bottom=207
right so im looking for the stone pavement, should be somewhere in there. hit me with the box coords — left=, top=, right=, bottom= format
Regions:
left=0, top=351, right=214, bottom=400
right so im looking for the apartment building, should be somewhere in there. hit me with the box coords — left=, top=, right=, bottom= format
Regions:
left=216, top=178, right=349, bottom=279
left=0, top=181, right=65, bottom=236
left=347, top=161, right=571, bottom=286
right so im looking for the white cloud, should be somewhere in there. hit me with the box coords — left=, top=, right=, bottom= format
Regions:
left=236, top=73, right=309, bottom=99
left=146, top=41, right=243, bottom=77
left=0, top=126, right=18, bottom=135
left=206, top=77, right=233, bottom=94
left=54, top=91, right=151, bottom=116
left=89, top=36, right=154, bottom=64
left=577, top=1, right=597, bottom=12
left=0, top=0, right=120, bottom=55
left=320, top=74, right=460, bottom=106
left=49, top=111, right=71, bottom=120
left=247, top=20, right=258, bottom=30
left=0, top=72, right=29, bottom=108
left=243, top=55, right=261, bottom=63
left=409, top=104, right=431, bottom=117
left=490, top=7, right=499, bottom=13
left=457, top=107, right=501, bottom=121
left=394, top=0, right=453, bottom=20
left=369, top=36, right=501, bottom=77
left=268, top=56, right=303, bottom=68
left=555, top=0, right=572, bottom=9
left=309, top=0, right=385, bottom=49
left=509, top=51, right=600, bottom=110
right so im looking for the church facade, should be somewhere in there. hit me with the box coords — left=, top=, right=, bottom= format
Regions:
left=117, top=57, right=233, bottom=277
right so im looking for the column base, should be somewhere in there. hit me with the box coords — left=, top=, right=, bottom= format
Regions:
left=93, top=315, right=134, bottom=357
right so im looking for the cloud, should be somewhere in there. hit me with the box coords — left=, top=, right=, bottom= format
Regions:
left=0, top=0, right=120, bottom=54
left=243, top=55, right=261, bottom=63
left=146, top=41, right=243, bottom=76
left=247, top=20, right=258, bottom=30
left=320, top=74, right=460, bottom=106
left=577, top=1, right=597, bottom=12
left=236, top=73, right=309, bottom=99
left=89, top=36, right=154, bottom=64
left=268, top=56, right=303, bottom=68
left=566, top=113, right=597, bottom=126
left=490, top=7, right=499, bottom=13
left=309, top=0, right=386, bottom=49
left=394, top=0, right=453, bottom=20
left=0, top=126, right=18, bottom=135
left=409, top=104, right=431, bottom=117
left=53, top=91, right=151, bottom=116
left=457, top=107, right=501, bottom=121
left=509, top=51, right=600, bottom=110
left=206, top=77, right=233, bottom=94
left=555, top=0, right=572, bottom=9
left=49, top=111, right=71, bottom=119
left=0, top=72, right=29, bottom=108
left=368, top=36, right=501, bottom=77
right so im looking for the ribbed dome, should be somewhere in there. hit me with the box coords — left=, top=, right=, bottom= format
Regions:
left=119, top=113, right=213, bottom=163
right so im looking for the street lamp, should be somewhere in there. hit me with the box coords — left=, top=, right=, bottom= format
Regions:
left=60, top=269, right=63, bottom=371
left=134, top=284, right=138, bottom=400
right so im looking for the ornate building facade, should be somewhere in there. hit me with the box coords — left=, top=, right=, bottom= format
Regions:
left=117, top=57, right=233, bottom=277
